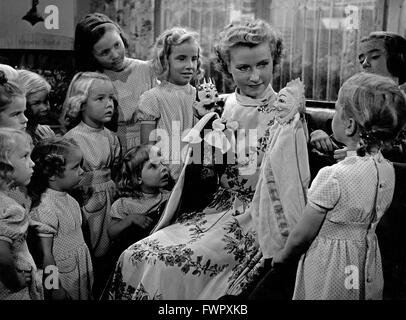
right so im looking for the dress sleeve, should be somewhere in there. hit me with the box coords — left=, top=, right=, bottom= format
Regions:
left=137, top=90, right=160, bottom=123
left=0, top=204, right=27, bottom=243
left=308, top=165, right=340, bottom=211
left=30, top=206, right=58, bottom=237
left=110, top=199, right=127, bottom=220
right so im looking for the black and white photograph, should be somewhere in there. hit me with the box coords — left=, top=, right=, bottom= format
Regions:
left=0, top=0, right=406, bottom=315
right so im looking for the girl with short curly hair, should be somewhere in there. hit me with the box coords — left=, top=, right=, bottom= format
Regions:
left=28, top=137, right=93, bottom=300
left=138, top=26, right=204, bottom=180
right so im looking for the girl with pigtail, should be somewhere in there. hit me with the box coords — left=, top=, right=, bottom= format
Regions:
left=28, top=137, right=93, bottom=300
left=272, top=72, right=406, bottom=300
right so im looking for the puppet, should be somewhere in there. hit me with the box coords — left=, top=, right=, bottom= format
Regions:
left=193, top=78, right=224, bottom=118
left=250, top=78, right=310, bottom=259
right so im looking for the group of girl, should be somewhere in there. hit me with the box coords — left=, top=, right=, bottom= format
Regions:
left=0, top=11, right=405, bottom=302
left=0, top=11, right=204, bottom=300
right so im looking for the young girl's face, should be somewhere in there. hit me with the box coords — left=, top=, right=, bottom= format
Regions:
left=93, top=28, right=126, bottom=72
left=52, top=148, right=84, bottom=192
left=9, top=134, right=34, bottom=186
left=26, top=89, right=50, bottom=125
left=82, top=79, right=115, bottom=128
left=139, top=158, right=169, bottom=194
left=167, top=40, right=199, bottom=85
left=0, top=96, right=28, bottom=130
left=228, top=42, right=273, bottom=99
left=358, top=39, right=392, bottom=79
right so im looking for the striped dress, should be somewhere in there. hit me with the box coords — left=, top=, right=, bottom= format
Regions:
left=137, top=80, right=196, bottom=180
left=104, top=57, right=157, bottom=153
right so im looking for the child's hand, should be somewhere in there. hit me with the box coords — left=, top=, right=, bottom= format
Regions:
left=128, top=214, right=154, bottom=229
left=310, top=130, right=337, bottom=153
left=333, top=147, right=348, bottom=162
left=35, top=125, right=55, bottom=139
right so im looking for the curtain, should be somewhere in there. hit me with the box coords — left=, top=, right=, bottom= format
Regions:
left=91, top=0, right=384, bottom=101
left=157, top=0, right=383, bottom=101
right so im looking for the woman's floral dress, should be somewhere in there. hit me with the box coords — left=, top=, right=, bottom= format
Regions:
left=108, top=87, right=277, bottom=300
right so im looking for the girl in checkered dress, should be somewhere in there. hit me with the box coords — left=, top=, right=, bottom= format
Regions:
left=29, top=137, right=93, bottom=300
left=61, top=72, right=121, bottom=298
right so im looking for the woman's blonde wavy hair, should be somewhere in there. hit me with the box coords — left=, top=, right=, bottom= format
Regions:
left=214, top=19, right=284, bottom=78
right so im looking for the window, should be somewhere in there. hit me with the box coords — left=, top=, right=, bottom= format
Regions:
left=156, top=0, right=385, bottom=101
left=92, top=0, right=405, bottom=102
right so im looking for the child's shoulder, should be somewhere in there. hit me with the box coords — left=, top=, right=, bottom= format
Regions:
left=0, top=191, right=23, bottom=210
left=112, top=196, right=146, bottom=213
left=0, top=191, right=26, bottom=220
left=323, top=155, right=381, bottom=179
left=64, top=122, right=84, bottom=136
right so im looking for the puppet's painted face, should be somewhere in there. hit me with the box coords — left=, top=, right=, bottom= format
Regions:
left=194, top=81, right=221, bottom=117
left=197, top=82, right=219, bottom=106
left=273, top=87, right=296, bottom=121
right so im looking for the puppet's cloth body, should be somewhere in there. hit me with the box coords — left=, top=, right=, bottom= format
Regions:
left=250, top=112, right=310, bottom=258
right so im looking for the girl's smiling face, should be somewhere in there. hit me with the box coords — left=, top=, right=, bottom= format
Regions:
left=0, top=96, right=28, bottom=130
left=228, top=42, right=273, bottom=99
left=167, top=40, right=199, bottom=85
left=82, top=79, right=116, bottom=128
